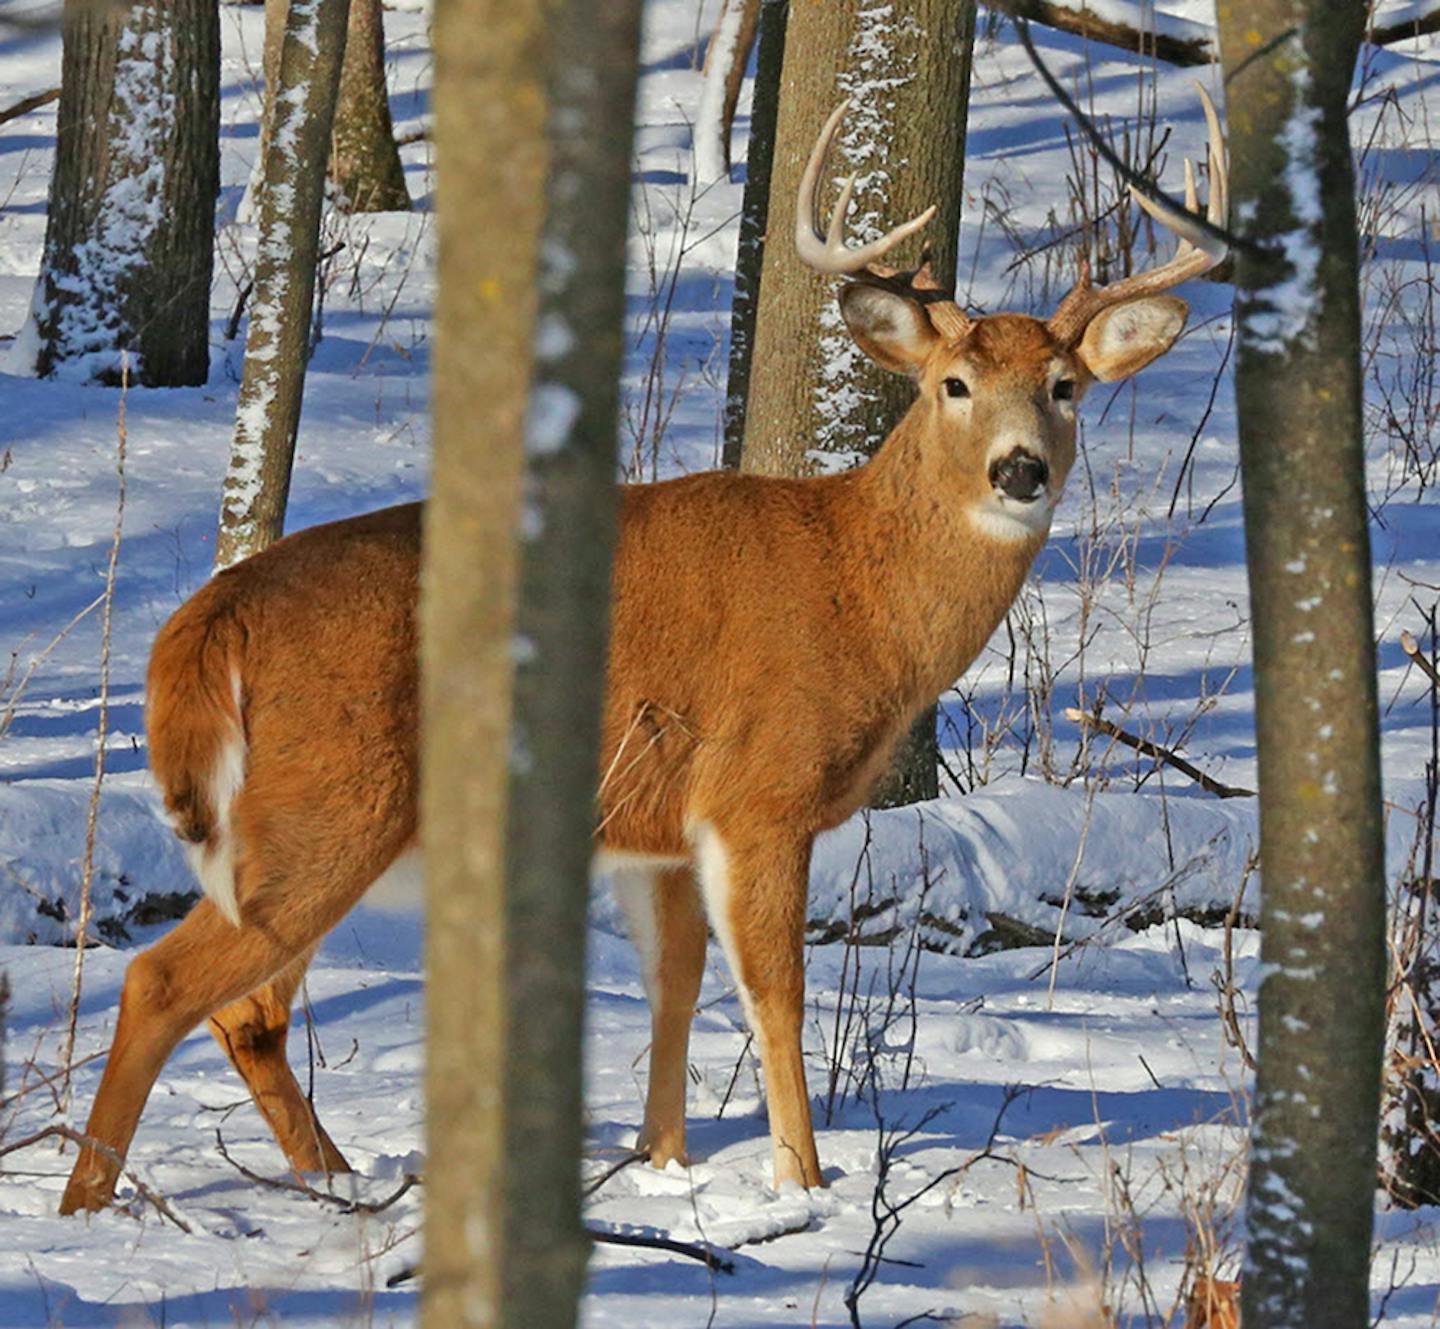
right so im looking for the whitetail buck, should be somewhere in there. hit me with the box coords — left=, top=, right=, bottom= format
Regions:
left=60, top=94, right=1226, bottom=1214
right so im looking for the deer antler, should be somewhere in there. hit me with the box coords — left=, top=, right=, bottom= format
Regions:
left=795, top=102, right=973, bottom=340
left=1047, top=84, right=1229, bottom=346
left=794, top=99, right=938, bottom=277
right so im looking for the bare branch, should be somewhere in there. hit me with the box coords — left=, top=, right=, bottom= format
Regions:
left=1370, top=5, right=1440, bottom=46
left=1065, top=706, right=1255, bottom=799
left=0, top=1125, right=191, bottom=1231
left=0, top=86, right=59, bottom=127
left=1402, top=629, right=1440, bottom=692
left=995, top=0, right=1214, bottom=66
left=213, top=1129, right=420, bottom=1215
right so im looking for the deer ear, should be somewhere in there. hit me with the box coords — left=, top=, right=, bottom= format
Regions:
left=1076, top=295, right=1188, bottom=382
left=839, top=283, right=939, bottom=377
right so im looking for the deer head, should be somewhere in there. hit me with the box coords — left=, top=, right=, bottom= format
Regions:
left=796, top=91, right=1229, bottom=541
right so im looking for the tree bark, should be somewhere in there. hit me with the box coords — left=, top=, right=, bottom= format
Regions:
left=422, top=0, right=544, bottom=1318
left=721, top=0, right=787, bottom=470
left=1216, top=7, right=1385, bottom=1326
left=739, top=0, right=978, bottom=806
left=329, top=0, right=410, bottom=212
left=214, top=0, right=350, bottom=569
left=502, top=0, right=642, bottom=1313
left=423, top=0, right=642, bottom=1325
left=31, top=0, right=218, bottom=386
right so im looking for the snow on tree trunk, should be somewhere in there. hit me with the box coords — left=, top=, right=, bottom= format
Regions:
left=738, top=0, right=977, bottom=806
left=30, top=0, right=218, bottom=386
left=214, top=0, right=350, bottom=570
left=423, top=1, right=643, bottom=1324
left=693, top=0, right=759, bottom=184
left=329, top=0, right=410, bottom=212
left=1217, top=7, right=1385, bottom=1325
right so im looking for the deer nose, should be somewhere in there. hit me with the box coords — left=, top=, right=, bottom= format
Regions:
left=988, top=449, right=1049, bottom=502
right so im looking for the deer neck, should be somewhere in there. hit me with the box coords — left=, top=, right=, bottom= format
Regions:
left=838, top=406, right=1049, bottom=712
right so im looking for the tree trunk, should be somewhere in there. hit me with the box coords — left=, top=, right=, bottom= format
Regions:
left=694, top=0, right=760, bottom=183
left=329, top=0, right=410, bottom=212
left=235, top=0, right=285, bottom=223
left=31, top=0, right=218, bottom=386
left=214, top=0, right=350, bottom=569
left=721, top=0, right=787, bottom=470
left=423, top=0, right=642, bottom=1325
left=422, top=0, right=545, bottom=1319
left=739, top=0, right=978, bottom=806
left=502, top=0, right=643, bottom=1311
left=1216, top=8, right=1385, bottom=1326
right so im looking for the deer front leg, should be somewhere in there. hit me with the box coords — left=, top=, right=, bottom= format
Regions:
left=613, top=863, right=707, bottom=1168
left=692, top=824, right=823, bottom=1190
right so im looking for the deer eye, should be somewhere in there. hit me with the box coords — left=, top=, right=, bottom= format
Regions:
left=944, top=377, right=970, bottom=399
left=1052, top=379, right=1076, bottom=402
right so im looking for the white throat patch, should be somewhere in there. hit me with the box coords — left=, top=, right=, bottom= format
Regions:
left=965, top=495, right=1054, bottom=543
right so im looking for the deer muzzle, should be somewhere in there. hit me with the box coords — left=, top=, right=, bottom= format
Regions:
left=988, top=448, right=1049, bottom=503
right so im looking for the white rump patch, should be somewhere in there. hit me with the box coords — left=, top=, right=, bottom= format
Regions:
left=185, top=669, right=247, bottom=928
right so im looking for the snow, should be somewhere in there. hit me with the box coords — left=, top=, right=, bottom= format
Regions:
left=0, top=1, right=1438, bottom=1325
left=1236, top=50, right=1325, bottom=356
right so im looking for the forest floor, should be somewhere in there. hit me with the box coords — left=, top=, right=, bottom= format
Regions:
left=2, top=2, right=1440, bottom=1325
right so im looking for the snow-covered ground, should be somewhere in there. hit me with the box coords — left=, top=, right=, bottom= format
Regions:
left=2, top=1, right=1439, bottom=1324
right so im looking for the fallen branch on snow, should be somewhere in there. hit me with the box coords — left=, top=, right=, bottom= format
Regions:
left=1065, top=706, right=1255, bottom=800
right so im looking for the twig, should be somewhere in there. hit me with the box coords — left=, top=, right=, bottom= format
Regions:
left=213, top=1129, right=421, bottom=1215
left=582, top=1148, right=649, bottom=1198
left=1010, top=14, right=1261, bottom=260
left=0, top=1125, right=191, bottom=1232
left=1215, top=852, right=1259, bottom=1072
left=223, top=278, right=255, bottom=342
left=0, top=86, right=59, bottom=127
left=1064, top=706, right=1254, bottom=798
left=60, top=362, right=128, bottom=1109
left=714, top=1028, right=754, bottom=1120
left=587, top=1225, right=736, bottom=1272
left=0, top=1049, right=106, bottom=1112
left=0, top=595, right=107, bottom=743
left=1402, top=630, right=1440, bottom=691
left=383, top=1223, right=737, bottom=1285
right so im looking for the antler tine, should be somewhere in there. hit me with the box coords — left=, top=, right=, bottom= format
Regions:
left=794, top=100, right=938, bottom=276
left=1048, top=85, right=1229, bottom=345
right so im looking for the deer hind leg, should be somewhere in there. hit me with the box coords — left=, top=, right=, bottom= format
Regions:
left=691, top=823, right=823, bottom=1190
left=612, top=862, right=707, bottom=1169
left=59, top=896, right=327, bottom=1214
left=59, top=823, right=396, bottom=1215
left=207, top=945, right=350, bottom=1179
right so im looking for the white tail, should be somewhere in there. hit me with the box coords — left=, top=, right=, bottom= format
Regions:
left=61, top=95, right=1227, bottom=1213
